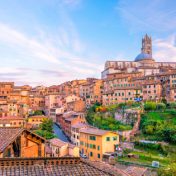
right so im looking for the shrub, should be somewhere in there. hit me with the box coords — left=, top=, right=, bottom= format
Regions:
left=135, top=141, right=162, bottom=151
left=161, top=98, right=167, bottom=105
left=144, top=102, right=157, bottom=111
left=168, top=102, right=176, bottom=109
left=144, top=125, right=154, bottom=134
left=156, top=103, right=166, bottom=111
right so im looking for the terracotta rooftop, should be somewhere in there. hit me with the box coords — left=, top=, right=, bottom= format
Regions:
left=0, top=162, right=111, bottom=176
left=0, top=157, right=131, bottom=176
left=0, top=127, right=24, bottom=152
left=28, top=115, right=48, bottom=119
left=71, top=122, right=88, bottom=129
left=63, top=111, right=76, bottom=118
left=0, top=116, right=24, bottom=120
left=49, top=138, right=67, bottom=147
left=80, top=128, right=116, bottom=136
left=125, top=166, right=148, bottom=176
left=68, top=143, right=77, bottom=149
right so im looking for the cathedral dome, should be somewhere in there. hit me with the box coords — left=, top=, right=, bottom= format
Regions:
left=135, top=53, right=154, bottom=62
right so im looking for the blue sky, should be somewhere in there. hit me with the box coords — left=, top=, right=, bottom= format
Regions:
left=0, top=0, right=176, bottom=86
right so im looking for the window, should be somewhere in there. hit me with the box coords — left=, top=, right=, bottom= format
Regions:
left=80, top=141, right=84, bottom=146
left=106, top=137, right=110, bottom=141
left=113, top=136, right=117, bottom=141
left=89, top=136, right=96, bottom=140
left=98, top=154, right=101, bottom=159
left=93, top=144, right=96, bottom=149
left=90, top=152, right=93, bottom=157
left=97, top=146, right=100, bottom=150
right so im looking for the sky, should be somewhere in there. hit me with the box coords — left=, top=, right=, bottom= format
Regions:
left=0, top=0, right=176, bottom=86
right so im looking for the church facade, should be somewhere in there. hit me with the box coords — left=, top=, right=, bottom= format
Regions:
left=102, top=34, right=176, bottom=79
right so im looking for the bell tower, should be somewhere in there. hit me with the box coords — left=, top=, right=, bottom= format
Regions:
left=141, top=34, right=152, bottom=55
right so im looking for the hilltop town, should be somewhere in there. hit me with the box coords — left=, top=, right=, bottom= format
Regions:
left=0, top=35, right=176, bottom=175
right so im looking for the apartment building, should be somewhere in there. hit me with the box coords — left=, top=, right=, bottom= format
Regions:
left=0, top=116, right=25, bottom=127
left=64, top=112, right=86, bottom=139
left=102, top=72, right=143, bottom=105
left=48, top=138, right=79, bottom=157
left=79, top=128, right=119, bottom=161
left=27, top=115, right=48, bottom=129
left=71, top=122, right=88, bottom=146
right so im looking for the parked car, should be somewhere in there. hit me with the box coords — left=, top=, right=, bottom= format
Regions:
left=80, top=153, right=87, bottom=159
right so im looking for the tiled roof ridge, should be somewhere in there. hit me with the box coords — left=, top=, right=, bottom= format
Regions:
left=81, top=159, right=130, bottom=176
left=0, top=128, right=24, bottom=152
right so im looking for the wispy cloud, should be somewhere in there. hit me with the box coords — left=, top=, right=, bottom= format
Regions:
left=0, top=0, right=103, bottom=86
left=38, top=69, right=70, bottom=77
left=153, top=35, right=176, bottom=62
left=0, top=23, right=61, bottom=64
left=0, top=21, right=101, bottom=85
left=117, top=0, right=176, bottom=33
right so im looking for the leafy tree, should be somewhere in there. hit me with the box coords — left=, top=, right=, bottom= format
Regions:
left=35, top=130, right=56, bottom=139
left=34, top=118, right=55, bottom=139
left=144, top=125, right=154, bottom=134
left=162, top=127, right=176, bottom=143
left=144, top=102, right=157, bottom=111
left=156, top=103, right=166, bottom=111
left=161, top=98, right=167, bottom=105
left=33, top=110, right=45, bottom=115
left=40, top=118, right=53, bottom=133
left=168, top=102, right=176, bottom=109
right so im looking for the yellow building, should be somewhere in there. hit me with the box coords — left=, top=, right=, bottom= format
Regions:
left=27, top=115, right=48, bottom=129
left=80, top=128, right=119, bottom=161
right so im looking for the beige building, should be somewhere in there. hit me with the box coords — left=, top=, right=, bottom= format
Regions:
left=48, top=138, right=79, bottom=157
left=71, top=122, right=88, bottom=146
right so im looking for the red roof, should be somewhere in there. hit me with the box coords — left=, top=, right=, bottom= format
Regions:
left=0, top=116, right=24, bottom=120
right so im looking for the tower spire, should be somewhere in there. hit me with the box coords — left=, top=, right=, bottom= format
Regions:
left=141, top=34, right=152, bottom=55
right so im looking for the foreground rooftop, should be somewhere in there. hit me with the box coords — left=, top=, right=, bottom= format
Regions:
left=0, top=157, right=130, bottom=176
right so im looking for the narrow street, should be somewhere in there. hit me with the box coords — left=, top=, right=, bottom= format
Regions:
left=53, top=123, right=69, bottom=142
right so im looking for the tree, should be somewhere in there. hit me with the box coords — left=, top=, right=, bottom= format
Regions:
left=156, top=103, right=166, bottom=111
left=144, top=102, right=156, bottom=111
left=144, top=125, right=154, bottom=134
left=33, top=110, right=44, bottom=116
left=35, top=130, right=56, bottom=139
left=169, top=102, right=176, bottom=109
left=35, top=118, right=55, bottom=139
left=161, top=98, right=167, bottom=105
left=40, top=118, right=53, bottom=133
